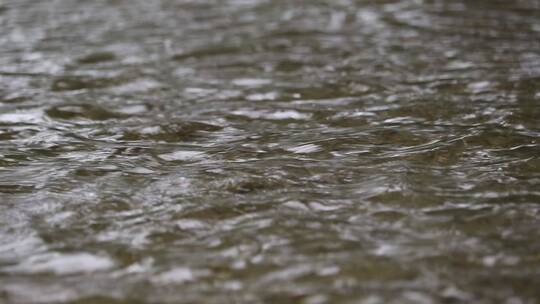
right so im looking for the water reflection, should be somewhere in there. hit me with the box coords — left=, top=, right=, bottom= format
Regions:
left=1, top=0, right=540, bottom=303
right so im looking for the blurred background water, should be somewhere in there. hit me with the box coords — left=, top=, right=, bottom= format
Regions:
left=1, top=0, right=540, bottom=303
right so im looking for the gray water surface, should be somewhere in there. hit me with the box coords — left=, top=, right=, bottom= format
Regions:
left=1, top=0, right=540, bottom=303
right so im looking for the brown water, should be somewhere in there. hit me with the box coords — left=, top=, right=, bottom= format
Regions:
left=1, top=0, right=540, bottom=303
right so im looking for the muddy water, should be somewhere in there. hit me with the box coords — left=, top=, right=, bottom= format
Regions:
left=1, top=0, right=540, bottom=303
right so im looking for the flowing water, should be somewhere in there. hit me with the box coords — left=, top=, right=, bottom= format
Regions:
left=1, top=0, right=540, bottom=303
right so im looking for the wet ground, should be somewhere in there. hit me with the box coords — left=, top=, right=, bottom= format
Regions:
left=1, top=0, right=540, bottom=303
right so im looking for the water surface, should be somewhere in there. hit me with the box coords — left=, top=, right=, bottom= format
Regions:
left=1, top=0, right=540, bottom=303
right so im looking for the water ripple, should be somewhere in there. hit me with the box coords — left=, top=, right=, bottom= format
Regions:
left=1, top=0, right=540, bottom=303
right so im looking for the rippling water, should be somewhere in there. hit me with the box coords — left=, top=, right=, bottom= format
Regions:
left=1, top=0, right=540, bottom=303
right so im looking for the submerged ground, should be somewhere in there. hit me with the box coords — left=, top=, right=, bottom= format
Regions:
left=1, top=0, right=540, bottom=303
